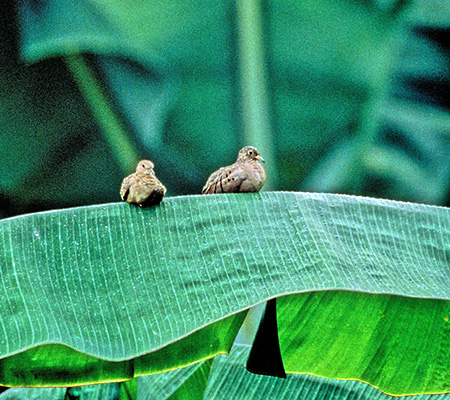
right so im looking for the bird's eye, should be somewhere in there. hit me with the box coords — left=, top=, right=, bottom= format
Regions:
left=249, top=150, right=254, bottom=155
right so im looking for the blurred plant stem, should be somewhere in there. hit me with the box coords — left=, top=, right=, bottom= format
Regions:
left=65, top=54, right=140, bottom=174
left=343, top=5, right=415, bottom=194
left=235, top=0, right=277, bottom=190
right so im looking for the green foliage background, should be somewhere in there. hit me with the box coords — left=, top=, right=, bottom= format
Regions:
left=2, top=0, right=450, bottom=398
left=2, top=0, right=450, bottom=217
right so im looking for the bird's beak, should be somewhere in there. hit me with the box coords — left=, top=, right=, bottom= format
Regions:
left=255, top=155, right=265, bottom=163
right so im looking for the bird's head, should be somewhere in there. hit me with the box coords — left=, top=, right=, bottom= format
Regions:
left=237, top=146, right=265, bottom=163
left=136, top=160, right=155, bottom=174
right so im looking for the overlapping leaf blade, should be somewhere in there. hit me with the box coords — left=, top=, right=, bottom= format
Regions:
left=204, top=344, right=450, bottom=400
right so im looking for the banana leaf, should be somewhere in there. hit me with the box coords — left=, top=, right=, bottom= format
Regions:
left=1, top=192, right=450, bottom=396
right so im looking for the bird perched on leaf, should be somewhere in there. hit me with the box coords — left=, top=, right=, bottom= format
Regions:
left=120, top=160, right=166, bottom=207
left=202, top=146, right=266, bottom=194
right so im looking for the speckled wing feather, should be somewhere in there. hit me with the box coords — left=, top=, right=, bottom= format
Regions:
left=202, top=164, right=248, bottom=194
left=138, top=174, right=165, bottom=204
left=120, top=175, right=133, bottom=201
left=140, top=185, right=166, bottom=207
left=121, top=173, right=166, bottom=205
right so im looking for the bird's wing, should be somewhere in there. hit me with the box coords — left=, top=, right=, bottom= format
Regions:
left=202, top=164, right=248, bottom=194
left=141, top=174, right=166, bottom=192
left=120, top=176, right=131, bottom=200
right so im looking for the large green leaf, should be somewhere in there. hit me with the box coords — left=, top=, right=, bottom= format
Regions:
left=0, top=387, right=66, bottom=400
left=5, top=343, right=450, bottom=400
left=203, top=344, right=450, bottom=400
left=278, top=291, right=450, bottom=395
left=1, top=192, right=450, bottom=395
left=0, top=383, right=120, bottom=400
left=0, top=312, right=244, bottom=387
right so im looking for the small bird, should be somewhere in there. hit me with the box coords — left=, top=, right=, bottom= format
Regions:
left=202, top=146, right=266, bottom=194
left=120, top=160, right=166, bottom=207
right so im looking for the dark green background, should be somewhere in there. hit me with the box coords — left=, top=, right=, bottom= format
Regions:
left=2, top=0, right=450, bottom=218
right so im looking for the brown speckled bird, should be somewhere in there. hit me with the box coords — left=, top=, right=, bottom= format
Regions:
left=120, top=160, right=166, bottom=207
left=202, top=146, right=266, bottom=194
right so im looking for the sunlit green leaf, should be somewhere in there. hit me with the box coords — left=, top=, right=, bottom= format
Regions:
left=204, top=344, right=450, bottom=400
